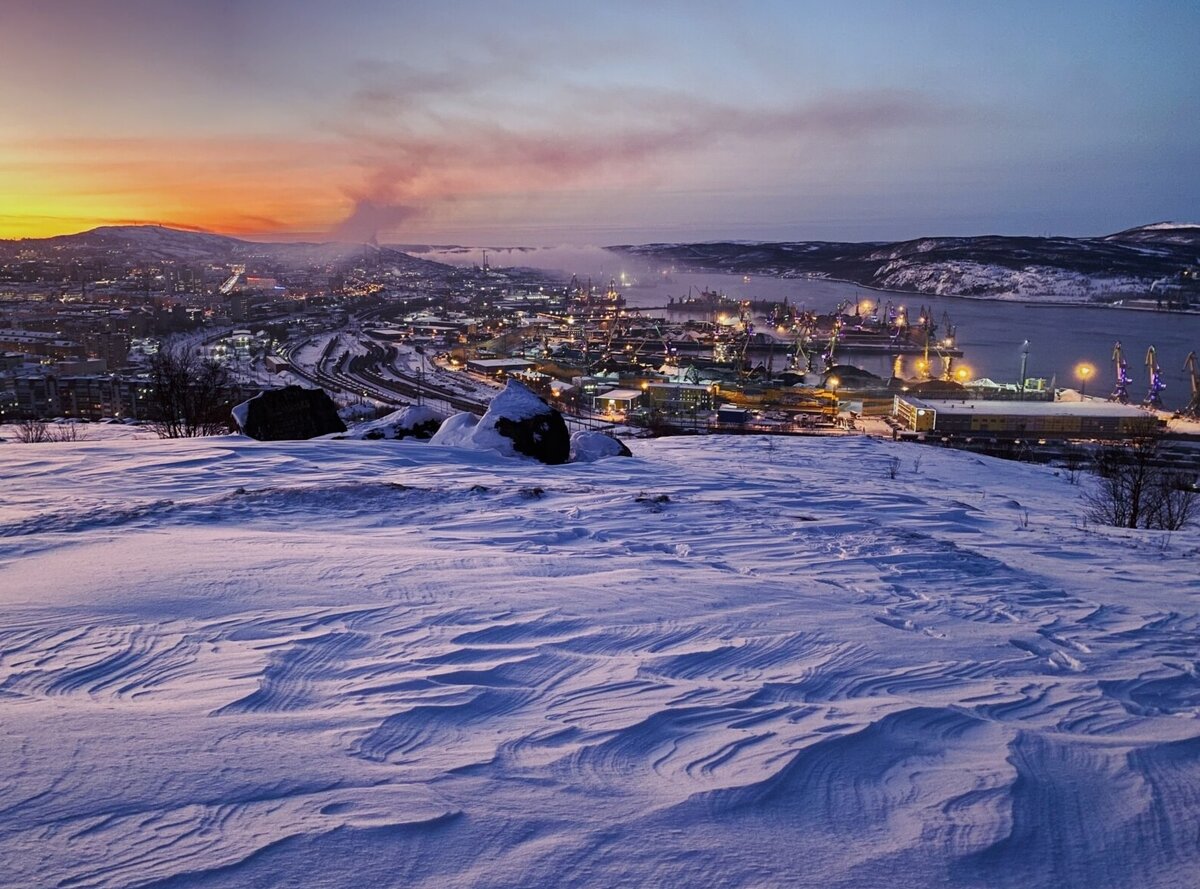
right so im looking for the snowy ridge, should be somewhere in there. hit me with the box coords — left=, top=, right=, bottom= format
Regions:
left=872, top=259, right=1151, bottom=302
left=1137, top=222, right=1200, bottom=231
left=0, top=435, right=1197, bottom=887
left=1, top=225, right=453, bottom=272
left=615, top=225, right=1199, bottom=302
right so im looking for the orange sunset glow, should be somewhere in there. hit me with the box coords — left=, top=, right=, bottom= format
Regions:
left=2, top=1, right=1196, bottom=244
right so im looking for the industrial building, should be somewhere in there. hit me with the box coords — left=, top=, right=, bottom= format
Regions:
left=465, top=357, right=534, bottom=377
left=593, top=388, right=644, bottom=414
left=893, top=396, right=1161, bottom=439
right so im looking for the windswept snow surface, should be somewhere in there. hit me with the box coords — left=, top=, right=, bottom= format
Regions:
left=0, top=435, right=1197, bottom=888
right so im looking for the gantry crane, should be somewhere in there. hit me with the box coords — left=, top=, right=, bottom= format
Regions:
left=1110, top=341, right=1131, bottom=403
left=822, top=319, right=841, bottom=371
left=1143, top=346, right=1166, bottom=408
left=1184, top=351, right=1199, bottom=418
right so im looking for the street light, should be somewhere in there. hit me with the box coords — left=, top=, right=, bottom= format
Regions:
left=954, top=365, right=972, bottom=384
left=827, top=375, right=840, bottom=397
left=1019, top=340, right=1030, bottom=400
left=1076, top=362, right=1094, bottom=399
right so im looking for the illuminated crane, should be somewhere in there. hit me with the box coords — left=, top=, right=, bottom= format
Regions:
left=1110, top=341, right=1131, bottom=403
left=1184, top=351, right=1199, bottom=418
left=1143, top=346, right=1165, bottom=408
left=821, top=319, right=841, bottom=371
left=790, top=328, right=813, bottom=373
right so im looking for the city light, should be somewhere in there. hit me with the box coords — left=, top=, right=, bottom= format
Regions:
left=1076, top=362, right=1095, bottom=398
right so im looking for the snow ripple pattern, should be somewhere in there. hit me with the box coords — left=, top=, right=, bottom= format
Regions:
left=0, top=434, right=1196, bottom=888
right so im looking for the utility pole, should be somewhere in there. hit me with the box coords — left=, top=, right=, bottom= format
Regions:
left=415, top=347, right=424, bottom=407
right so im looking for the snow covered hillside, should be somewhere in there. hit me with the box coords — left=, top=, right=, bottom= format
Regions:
left=1, top=434, right=1197, bottom=888
left=616, top=224, right=1200, bottom=303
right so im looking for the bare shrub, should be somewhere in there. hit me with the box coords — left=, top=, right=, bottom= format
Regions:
left=49, top=422, right=86, bottom=443
left=12, top=418, right=89, bottom=444
left=146, top=347, right=235, bottom=438
left=1147, top=473, right=1199, bottom=532
left=1062, top=444, right=1087, bottom=486
left=1083, top=422, right=1197, bottom=531
left=14, top=418, right=51, bottom=443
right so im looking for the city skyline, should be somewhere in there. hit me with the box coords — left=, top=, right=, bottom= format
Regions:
left=3, top=0, right=1198, bottom=245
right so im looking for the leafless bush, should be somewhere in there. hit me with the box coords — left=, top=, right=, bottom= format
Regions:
left=50, top=422, right=86, bottom=442
left=146, top=347, right=235, bottom=438
left=1062, top=444, right=1087, bottom=486
left=886, top=455, right=901, bottom=479
left=1147, top=473, right=1199, bottom=532
left=14, top=418, right=51, bottom=443
left=1083, top=423, right=1197, bottom=531
left=13, top=418, right=89, bottom=444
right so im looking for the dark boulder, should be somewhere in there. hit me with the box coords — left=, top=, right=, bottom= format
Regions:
left=493, top=412, right=569, bottom=465
left=430, top=379, right=570, bottom=464
left=487, top=380, right=570, bottom=465
left=232, top=386, right=347, bottom=441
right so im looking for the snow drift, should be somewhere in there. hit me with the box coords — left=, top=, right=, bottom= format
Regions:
left=0, top=433, right=1196, bottom=888
left=348, top=404, right=443, bottom=440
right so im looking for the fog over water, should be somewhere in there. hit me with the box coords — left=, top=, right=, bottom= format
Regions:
left=412, top=245, right=1197, bottom=409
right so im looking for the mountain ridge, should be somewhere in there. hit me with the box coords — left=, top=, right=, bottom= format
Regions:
left=0, top=224, right=451, bottom=272
left=610, top=222, right=1200, bottom=302
left=6, top=222, right=1199, bottom=301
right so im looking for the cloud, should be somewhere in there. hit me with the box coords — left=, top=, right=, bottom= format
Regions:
left=327, top=199, right=421, bottom=244
left=0, top=46, right=967, bottom=243
left=325, top=73, right=964, bottom=242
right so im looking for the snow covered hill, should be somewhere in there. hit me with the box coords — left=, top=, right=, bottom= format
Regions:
left=615, top=224, right=1200, bottom=303
left=0, top=225, right=451, bottom=272
left=1, top=434, right=1197, bottom=888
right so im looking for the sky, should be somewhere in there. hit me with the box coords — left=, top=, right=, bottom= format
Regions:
left=1, top=0, right=1197, bottom=245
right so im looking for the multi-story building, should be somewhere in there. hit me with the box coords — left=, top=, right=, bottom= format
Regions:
left=0, top=330, right=84, bottom=360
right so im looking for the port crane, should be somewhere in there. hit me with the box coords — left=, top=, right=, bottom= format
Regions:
left=821, top=319, right=841, bottom=371
left=936, top=311, right=959, bottom=380
left=1143, top=346, right=1166, bottom=408
left=1184, top=351, right=1200, bottom=418
left=1110, top=341, right=1131, bottom=403
left=789, top=326, right=814, bottom=373
left=633, top=318, right=676, bottom=368
left=912, top=307, right=957, bottom=379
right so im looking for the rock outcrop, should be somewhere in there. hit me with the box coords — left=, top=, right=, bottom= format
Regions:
left=430, top=380, right=569, bottom=464
left=232, top=386, right=346, bottom=441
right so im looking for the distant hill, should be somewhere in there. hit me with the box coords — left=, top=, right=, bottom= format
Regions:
left=0, top=225, right=450, bottom=273
left=611, top=223, right=1200, bottom=303
left=1102, top=222, right=1200, bottom=248
left=24, top=225, right=248, bottom=261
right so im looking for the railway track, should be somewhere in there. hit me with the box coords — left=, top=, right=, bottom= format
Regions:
left=283, top=329, right=619, bottom=432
